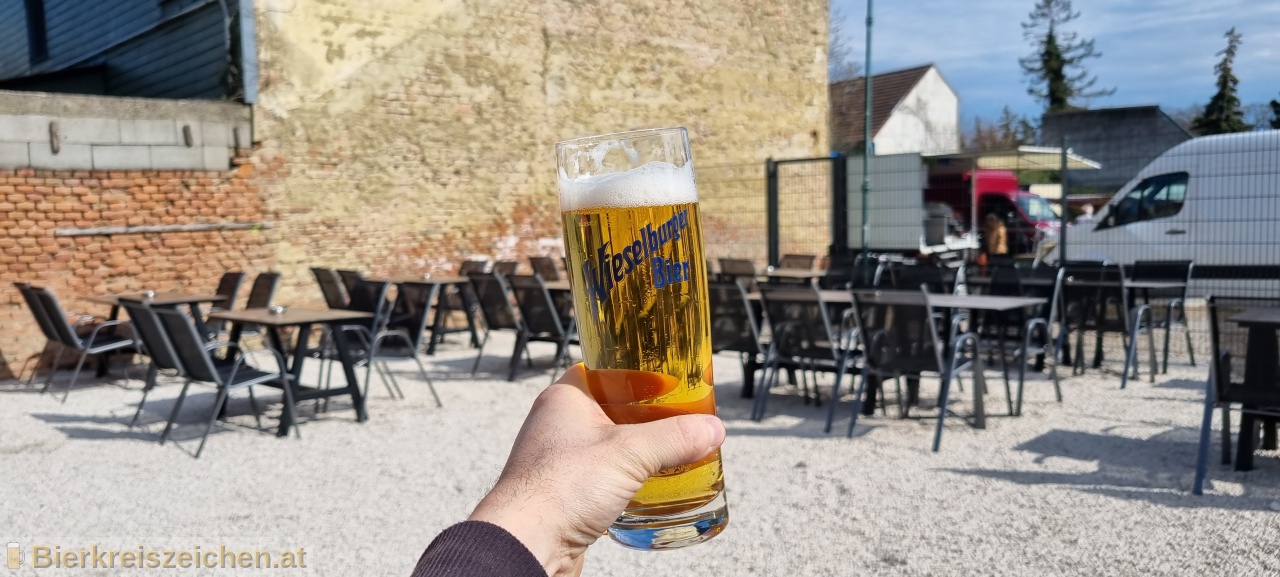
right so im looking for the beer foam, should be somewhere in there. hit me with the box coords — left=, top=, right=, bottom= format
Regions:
left=559, top=161, right=698, bottom=211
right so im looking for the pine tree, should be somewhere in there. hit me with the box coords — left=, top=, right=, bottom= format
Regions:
left=1269, top=95, right=1280, bottom=130
left=1019, top=0, right=1114, bottom=112
left=1192, top=28, right=1250, bottom=135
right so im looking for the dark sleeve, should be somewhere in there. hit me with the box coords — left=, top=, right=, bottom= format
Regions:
left=410, top=521, right=546, bottom=577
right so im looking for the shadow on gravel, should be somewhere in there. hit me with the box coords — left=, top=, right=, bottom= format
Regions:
left=949, top=428, right=1280, bottom=509
left=1153, top=378, right=1207, bottom=391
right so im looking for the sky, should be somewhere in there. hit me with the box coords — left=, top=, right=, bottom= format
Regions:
left=830, top=0, right=1280, bottom=128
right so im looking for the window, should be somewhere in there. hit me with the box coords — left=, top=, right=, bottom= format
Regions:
left=1016, top=194, right=1058, bottom=223
left=23, top=0, right=48, bottom=64
left=1098, top=172, right=1190, bottom=229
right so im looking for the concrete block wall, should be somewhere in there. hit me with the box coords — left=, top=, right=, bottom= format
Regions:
left=0, top=91, right=251, bottom=172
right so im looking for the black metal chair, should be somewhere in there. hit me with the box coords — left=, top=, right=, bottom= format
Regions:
left=336, top=270, right=364, bottom=296
left=718, top=258, right=757, bottom=282
left=350, top=281, right=442, bottom=405
left=507, top=274, right=577, bottom=382
left=432, top=260, right=488, bottom=348
left=886, top=264, right=958, bottom=294
left=708, top=280, right=767, bottom=397
left=15, top=282, right=66, bottom=387
left=312, top=267, right=349, bottom=309
left=1130, top=260, right=1196, bottom=373
left=494, top=261, right=520, bottom=276
left=979, top=267, right=1065, bottom=414
left=752, top=284, right=858, bottom=424
left=1193, top=296, right=1280, bottom=495
left=223, top=272, right=281, bottom=339
left=818, top=255, right=884, bottom=290
left=206, top=272, right=246, bottom=336
left=529, top=256, right=561, bottom=281
left=467, top=271, right=528, bottom=379
left=152, top=306, right=293, bottom=458
left=118, top=298, right=189, bottom=428
left=30, top=286, right=136, bottom=403
left=778, top=254, right=816, bottom=270
left=848, top=289, right=989, bottom=451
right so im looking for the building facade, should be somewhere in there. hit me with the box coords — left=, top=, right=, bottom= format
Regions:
left=1040, top=106, right=1193, bottom=197
left=829, top=64, right=960, bottom=156
left=0, top=0, right=829, bottom=378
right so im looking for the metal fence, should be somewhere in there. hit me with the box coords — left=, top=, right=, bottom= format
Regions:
left=696, top=128, right=1280, bottom=370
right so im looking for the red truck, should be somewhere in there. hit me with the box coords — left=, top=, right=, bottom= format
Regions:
left=924, top=168, right=1059, bottom=255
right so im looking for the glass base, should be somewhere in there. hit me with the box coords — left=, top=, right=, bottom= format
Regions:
left=607, top=491, right=729, bottom=550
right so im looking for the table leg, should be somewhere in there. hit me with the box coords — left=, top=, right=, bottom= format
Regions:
left=1236, top=411, right=1258, bottom=471
left=427, top=288, right=449, bottom=355
left=971, top=354, right=987, bottom=429
left=461, top=284, right=481, bottom=348
left=272, top=325, right=305, bottom=437
left=96, top=304, right=123, bottom=378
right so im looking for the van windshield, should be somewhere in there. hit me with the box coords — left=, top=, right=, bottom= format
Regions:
left=1016, top=195, right=1057, bottom=223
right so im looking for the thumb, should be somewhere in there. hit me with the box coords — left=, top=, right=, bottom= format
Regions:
left=614, top=414, right=726, bottom=475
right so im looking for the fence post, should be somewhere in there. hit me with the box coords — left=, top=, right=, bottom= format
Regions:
left=830, top=153, right=849, bottom=257
left=1059, top=136, right=1069, bottom=262
left=766, top=158, right=779, bottom=267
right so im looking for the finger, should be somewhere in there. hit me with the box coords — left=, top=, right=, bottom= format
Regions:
left=553, top=362, right=591, bottom=396
left=613, top=414, right=726, bottom=474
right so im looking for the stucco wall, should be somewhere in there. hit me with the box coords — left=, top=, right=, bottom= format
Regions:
left=874, top=68, right=959, bottom=156
left=251, top=0, right=829, bottom=301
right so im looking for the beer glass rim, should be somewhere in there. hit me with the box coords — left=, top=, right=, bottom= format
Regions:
left=555, top=127, right=687, bottom=150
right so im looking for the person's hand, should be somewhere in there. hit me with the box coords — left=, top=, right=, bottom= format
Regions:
left=468, top=363, right=726, bottom=577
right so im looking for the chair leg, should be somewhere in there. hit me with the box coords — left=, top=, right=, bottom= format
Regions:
left=40, top=346, right=65, bottom=395
left=247, top=385, right=263, bottom=431
left=414, top=356, right=443, bottom=408
left=1192, top=377, right=1216, bottom=496
left=508, top=332, right=529, bottom=382
left=1220, top=406, right=1233, bottom=466
left=1015, top=334, right=1030, bottom=417
left=62, top=350, right=90, bottom=404
left=470, top=330, right=490, bottom=376
left=194, top=387, right=231, bottom=459
left=753, top=358, right=782, bottom=422
left=1161, top=303, right=1174, bottom=375
left=130, top=362, right=160, bottom=428
left=160, top=379, right=194, bottom=445
left=1121, top=307, right=1142, bottom=390
left=382, top=361, right=406, bottom=399
left=1145, top=311, right=1157, bottom=383
left=932, top=367, right=955, bottom=453
left=25, top=344, right=52, bottom=389
left=824, top=352, right=850, bottom=434
left=1183, top=312, right=1196, bottom=368
left=846, top=367, right=869, bottom=438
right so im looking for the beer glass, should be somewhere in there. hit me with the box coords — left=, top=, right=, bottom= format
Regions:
left=556, top=127, right=728, bottom=550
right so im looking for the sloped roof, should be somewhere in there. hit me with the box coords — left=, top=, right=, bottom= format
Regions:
left=829, top=64, right=934, bottom=152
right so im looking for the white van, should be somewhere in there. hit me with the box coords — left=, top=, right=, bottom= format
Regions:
left=1059, top=130, right=1280, bottom=295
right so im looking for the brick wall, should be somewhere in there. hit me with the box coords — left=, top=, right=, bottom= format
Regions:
left=0, top=152, right=276, bottom=379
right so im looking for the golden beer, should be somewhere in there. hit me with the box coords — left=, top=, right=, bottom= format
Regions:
left=557, top=128, right=728, bottom=549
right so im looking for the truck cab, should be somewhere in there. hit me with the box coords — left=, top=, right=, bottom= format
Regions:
left=926, top=169, right=1059, bottom=255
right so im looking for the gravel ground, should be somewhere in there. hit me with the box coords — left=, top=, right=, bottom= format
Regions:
left=2, top=331, right=1279, bottom=576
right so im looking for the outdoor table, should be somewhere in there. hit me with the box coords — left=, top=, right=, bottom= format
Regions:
left=967, top=276, right=1187, bottom=368
left=208, top=307, right=373, bottom=437
left=1227, top=307, right=1280, bottom=471
left=367, top=275, right=479, bottom=354
left=87, top=292, right=227, bottom=376
left=853, top=290, right=1047, bottom=429
left=761, top=268, right=827, bottom=281
left=543, top=280, right=571, bottom=292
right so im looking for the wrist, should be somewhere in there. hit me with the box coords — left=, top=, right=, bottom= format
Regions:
left=469, top=491, right=566, bottom=575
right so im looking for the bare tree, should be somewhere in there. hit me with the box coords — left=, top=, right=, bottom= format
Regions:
left=829, top=6, right=862, bottom=83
